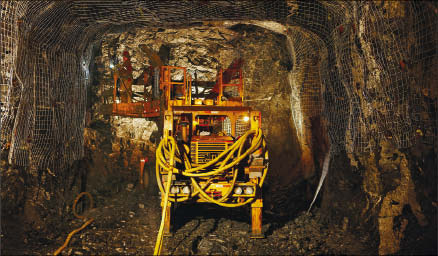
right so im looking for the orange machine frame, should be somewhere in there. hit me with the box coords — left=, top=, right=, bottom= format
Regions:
left=160, top=66, right=192, bottom=109
left=216, top=68, right=244, bottom=106
left=111, top=53, right=160, bottom=117
left=112, top=75, right=160, bottom=117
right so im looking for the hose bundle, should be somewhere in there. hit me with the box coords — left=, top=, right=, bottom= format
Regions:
left=156, top=128, right=268, bottom=205
left=154, top=128, right=268, bottom=255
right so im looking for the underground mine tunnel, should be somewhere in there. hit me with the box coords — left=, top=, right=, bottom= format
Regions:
left=0, top=1, right=437, bottom=255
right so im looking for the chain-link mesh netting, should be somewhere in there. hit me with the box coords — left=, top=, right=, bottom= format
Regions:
left=1, top=1, right=436, bottom=170
left=1, top=1, right=25, bottom=162
left=287, top=26, right=325, bottom=143
left=287, top=1, right=437, bottom=153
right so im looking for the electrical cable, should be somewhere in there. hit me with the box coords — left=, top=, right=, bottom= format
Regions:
left=53, top=192, right=94, bottom=256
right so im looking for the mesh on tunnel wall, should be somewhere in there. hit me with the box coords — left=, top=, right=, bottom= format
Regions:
left=0, top=1, right=93, bottom=170
left=0, top=1, right=436, bottom=171
left=288, top=1, right=437, bottom=153
left=287, top=27, right=325, bottom=144
left=336, top=1, right=437, bottom=153
left=0, top=1, right=25, bottom=158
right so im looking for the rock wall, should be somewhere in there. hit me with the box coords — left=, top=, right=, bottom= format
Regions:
left=319, top=2, right=437, bottom=254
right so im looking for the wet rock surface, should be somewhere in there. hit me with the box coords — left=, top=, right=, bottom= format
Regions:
left=2, top=185, right=371, bottom=255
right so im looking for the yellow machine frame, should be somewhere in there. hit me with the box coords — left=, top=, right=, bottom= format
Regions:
left=153, top=65, right=268, bottom=255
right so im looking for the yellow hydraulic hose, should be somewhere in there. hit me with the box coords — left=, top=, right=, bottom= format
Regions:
left=157, top=129, right=261, bottom=176
left=153, top=129, right=268, bottom=255
left=53, top=192, right=94, bottom=256
left=154, top=137, right=176, bottom=255
left=155, top=129, right=267, bottom=202
left=156, top=129, right=252, bottom=174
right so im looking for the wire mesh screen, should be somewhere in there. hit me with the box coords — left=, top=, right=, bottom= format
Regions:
left=287, top=27, right=325, bottom=143
left=0, top=2, right=16, bottom=109
left=1, top=1, right=91, bottom=171
left=289, top=1, right=437, bottom=153
left=0, top=1, right=436, bottom=171
left=0, top=1, right=24, bottom=157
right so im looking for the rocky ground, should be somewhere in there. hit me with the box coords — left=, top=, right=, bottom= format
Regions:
left=2, top=181, right=372, bottom=255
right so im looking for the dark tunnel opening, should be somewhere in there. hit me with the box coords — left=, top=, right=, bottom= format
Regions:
left=1, top=1, right=437, bottom=255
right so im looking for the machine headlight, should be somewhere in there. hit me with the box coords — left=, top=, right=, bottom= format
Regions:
left=244, top=186, right=254, bottom=195
left=170, top=186, right=180, bottom=194
left=243, top=116, right=250, bottom=122
left=234, top=187, right=243, bottom=195
left=182, top=186, right=190, bottom=194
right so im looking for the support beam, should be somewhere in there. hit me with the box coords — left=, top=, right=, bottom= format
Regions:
left=250, top=198, right=264, bottom=238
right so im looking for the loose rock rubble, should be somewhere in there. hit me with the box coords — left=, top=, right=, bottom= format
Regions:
left=4, top=184, right=371, bottom=255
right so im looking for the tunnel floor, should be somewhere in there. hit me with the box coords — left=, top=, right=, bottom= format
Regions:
left=2, top=183, right=373, bottom=255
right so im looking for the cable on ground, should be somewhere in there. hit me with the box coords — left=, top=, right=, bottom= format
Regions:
left=53, top=192, right=94, bottom=256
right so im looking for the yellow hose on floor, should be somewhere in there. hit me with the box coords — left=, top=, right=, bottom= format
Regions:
left=153, top=129, right=268, bottom=255
left=53, top=192, right=94, bottom=256
left=154, top=136, right=176, bottom=255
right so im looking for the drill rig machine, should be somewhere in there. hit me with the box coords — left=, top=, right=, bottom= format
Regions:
left=154, top=64, right=269, bottom=252
left=112, top=57, right=269, bottom=254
